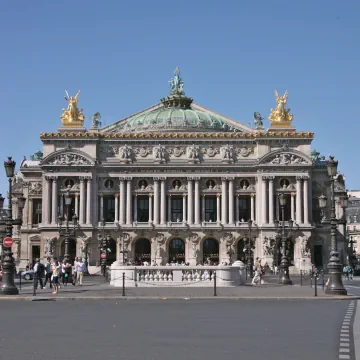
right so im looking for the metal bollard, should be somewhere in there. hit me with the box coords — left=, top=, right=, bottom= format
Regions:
left=33, top=274, right=37, bottom=297
left=314, top=275, right=317, bottom=297
left=122, top=272, right=125, bottom=297
left=300, top=270, right=302, bottom=286
left=213, top=271, right=217, bottom=297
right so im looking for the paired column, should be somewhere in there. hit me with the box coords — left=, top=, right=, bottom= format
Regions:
left=43, top=176, right=51, bottom=224
left=290, top=193, right=295, bottom=220
left=119, top=178, right=126, bottom=225
left=115, top=194, right=119, bottom=223
left=261, top=177, right=267, bottom=224
left=133, top=195, right=138, bottom=222
left=160, top=178, right=166, bottom=225
left=187, top=178, right=193, bottom=225
left=216, top=194, right=221, bottom=223
left=86, top=177, right=92, bottom=224
left=79, top=177, right=85, bottom=225
left=99, top=194, right=104, bottom=222
left=182, top=194, right=187, bottom=222
left=194, top=178, right=200, bottom=225
left=126, top=178, right=132, bottom=225
left=148, top=194, right=153, bottom=223
left=74, top=194, right=79, bottom=217
left=303, top=177, right=309, bottom=224
left=296, top=177, right=302, bottom=223
left=28, top=198, right=33, bottom=227
left=228, top=177, right=234, bottom=224
left=201, top=195, right=205, bottom=222
left=235, top=195, right=239, bottom=223
left=221, top=178, right=228, bottom=224
left=250, top=194, right=255, bottom=222
left=153, top=179, right=160, bottom=225
left=51, top=177, right=58, bottom=224
left=167, top=195, right=172, bottom=222
left=268, top=177, right=274, bottom=224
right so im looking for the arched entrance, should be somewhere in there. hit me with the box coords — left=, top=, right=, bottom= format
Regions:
left=135, top=238, right=151, bottom=264
left=168, top=239, right=185, bottom=263
left=203, top=238, right=219, bottom=264
left=276, top=238, right=294, bottom=266
left=60, top=238, right=76, bottom=264
left=237, top=239, right=246, bottom=262
left=106, top=238, right=117, bottom=265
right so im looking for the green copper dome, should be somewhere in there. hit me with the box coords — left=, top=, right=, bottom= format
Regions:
left=115, top=68, right=238, bottom=133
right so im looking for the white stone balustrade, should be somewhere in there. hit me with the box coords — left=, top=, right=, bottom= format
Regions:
left=109, top=263, right=245, bottom=287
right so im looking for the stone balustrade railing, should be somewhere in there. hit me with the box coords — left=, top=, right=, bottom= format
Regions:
left=110, top=261, right=246, bottom=287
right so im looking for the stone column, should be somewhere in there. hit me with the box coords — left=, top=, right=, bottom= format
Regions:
left=221, top=178, right=228, bottom=224
left=276, top=196, right=279, bottom=220
left=86, top=177, right=92, bottom=225
left=291, top=193, right=295, bottom=220
left=250, top=194, right=255, bottom=222
left=228, top=178, right=234, bottom=224
left=79, top=177, right=85, bottom=225
left=303, top=177, right=309, bottom=224
left=261, top=177, right=267, bottom=224
left=201, top=195, right=205, bottom=222
left=74, top=194, right=79, bottom=216
left=182, top=194, right=187, bottom=222
left=148, top=194, right=153, bottom=223
left=99, top=194, right=104, bottom=222
left=160, top=178, right=166, bottom=225
left=119, top=178, right=126, bottom=225
left=28, top=198, right=33, bottom=227
left=133, top=195, right=138, bottom=222
left=235, top=195, right=239, bottom=223
left=126, top=178, right=132, bottom=225
left=187, top=178, right=193, bottom=225
left=268, top=177, right=274, bottom=224
left=59, top=194, right=64, bottom=217
left=216, top=194, right=221, bottom=223
left=167, top=195, right=171, bottom=222
left=43, top=176, right=51, bottom=224
left=194, top=178, right=200, bottom=225
left=115, top=194, right=119, bottom=223
left=51, top=177, right=58, bottom=224
left=296, top=177, right=302, bottom=223
left=153, top=179, right=159, bottom=225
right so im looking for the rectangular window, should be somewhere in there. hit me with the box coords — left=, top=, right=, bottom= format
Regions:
left=32, top=199, right=42, bottom=225
left=137, top=196, right=149, bottom=222
left=205, top=197, right=217, bottom=222
left=171, top=197, right=183, bottom=222
left=239, top=197, right=250, bottom=221
left=103, top=197, right=115, bottom=222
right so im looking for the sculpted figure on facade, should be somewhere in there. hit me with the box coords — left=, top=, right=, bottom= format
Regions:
left=80, top=236, right=91, bottom=258
left=269, top=90, right=293, bottom=125
left=29, top=182, right=42, bottom=195
left=169, top=147, right=185, bottom=157
left=300, top=236, right=311, bottom=257
left=44, top=238, right=55, bottom=257
left=222, top=232, right=233, bottom=245
left=186, top=144, right=200, bottom=161
left=61, top=90, right=85, bottom=126
left=48, top=153, right=91, bottom=166
left=263, top=237, right=276, bottom=256
left=253, top=112, right=264, bottom=129
left=153, top=145, right=166, bottom=162
left=119, top=145, right=133, bottom=162
left=269, top=153, right=307, bottom=165
left=220, top=144, right=235, bottom=162
left=90, top=112, right=102, bottom=129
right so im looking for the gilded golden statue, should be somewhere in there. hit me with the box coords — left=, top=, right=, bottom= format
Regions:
left=269, top=90, right=293, bottom=126
left=60, top=90, right=85, bottom=127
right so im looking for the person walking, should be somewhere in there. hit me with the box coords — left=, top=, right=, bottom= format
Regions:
left=72, top=257, right=80, bottom=286
left=33, top=258, right=44, bottom=289
left=76, top=258, right=86, bottom=286
left=51, top=257, right=60, bottom=295
left=43, top=257, right=52, bottom=289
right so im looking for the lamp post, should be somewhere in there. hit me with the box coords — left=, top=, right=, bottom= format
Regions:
left=58, top=187, right=78, bottom=264
left=340, top=195, right=349, bottom=265
left=99, top=219, right=109, bottom=277
left=319, top=155, right=347, bottom=295
left=0, top=157, right=26, bottom=295
left=274, top=193, right=294, bottom=285
left=247, top=219, right=253, bottom=278
left=348, top=236, right=356, bottom=268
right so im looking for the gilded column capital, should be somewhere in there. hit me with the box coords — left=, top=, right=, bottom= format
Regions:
left=115, top=193, right=119, bottom=198
left=99, top=193, right=104, bottom=198
left=250, top=193, right=255, bottom=198
left=290, top=192, right=296, bottom=197
left=148, top=193, right=153, bottom=198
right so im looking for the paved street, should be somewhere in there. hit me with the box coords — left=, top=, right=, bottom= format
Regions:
left=0, top=299, right=351, bottom=360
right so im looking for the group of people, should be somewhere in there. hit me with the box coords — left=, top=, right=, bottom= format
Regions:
left=33, top=257, right=87, bottom=294
left=343, top=265, right=354, bottom=280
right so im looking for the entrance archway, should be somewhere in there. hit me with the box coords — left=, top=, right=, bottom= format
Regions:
left=276, top=238, right=294, bottom=266
left=135, top=238, right=151, bottom=264
left=168, top=239, right=185, bottom=263
left=60, top=238, right=76, bottom=264
left=203, top=238, right=219, bottom=264
left=237, top=239, right=246, bottom=262
left=106, top=238, right=117, bottom=265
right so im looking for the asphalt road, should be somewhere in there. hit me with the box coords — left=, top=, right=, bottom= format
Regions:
left=0, top=300, right=350, bottom=360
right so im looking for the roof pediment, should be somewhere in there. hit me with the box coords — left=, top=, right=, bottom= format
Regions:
left=258, top=148, right=312, bottom=166
left=41, top=146, right=95, bottom=166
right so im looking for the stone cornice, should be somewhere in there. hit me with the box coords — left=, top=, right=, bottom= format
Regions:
left=40, top=131, right=314, bottom=140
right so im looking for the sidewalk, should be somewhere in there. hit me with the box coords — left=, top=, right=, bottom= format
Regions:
left=0, top=275, right=356, bottom=301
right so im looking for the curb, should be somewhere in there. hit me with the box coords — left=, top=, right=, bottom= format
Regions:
left=0, top=295, right=358, bottom=301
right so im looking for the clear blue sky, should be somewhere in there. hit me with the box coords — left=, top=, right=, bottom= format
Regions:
left=1, top=0, right=359, bottom=197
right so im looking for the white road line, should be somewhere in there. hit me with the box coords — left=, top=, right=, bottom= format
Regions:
left=339, top=355, right=350, bottom=359
left=340, top=343, right=350, bottom=347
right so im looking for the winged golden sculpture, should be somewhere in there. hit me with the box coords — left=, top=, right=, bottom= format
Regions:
left=60, top=90, right=85, bottom=127
left=268, top=90, right=293, bottom=125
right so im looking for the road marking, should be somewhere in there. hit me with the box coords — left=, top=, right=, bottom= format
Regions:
left=339, top=301, right=355, bottom=360
left=339, top=355, right=350, bottom=359
left=340, top=343, right=350, bottom=347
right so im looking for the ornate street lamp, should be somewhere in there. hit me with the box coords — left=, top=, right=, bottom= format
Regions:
left=58, top=187, right=78, bottom=264
left=99, top=219, right=109, bottom=277
left=0, top=157, right=26, bottom=295
left=320, top=155, right=347, bottom=295
left=275, top=193, right=294, bottom=285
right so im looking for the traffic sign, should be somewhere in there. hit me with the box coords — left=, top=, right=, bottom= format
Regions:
left=101, top=253, right=107, bottom=259
left=3, top=237, right=13, bottom=248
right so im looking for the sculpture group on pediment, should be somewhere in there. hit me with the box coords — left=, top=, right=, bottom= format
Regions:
left=29, top=182, right=42, bottom=195
left=187, top=144, right=200, bottom=160
left=269, top=153, right=307, bottom=165
left=119, top=145, right=133, bottom=162
left=153, top=145, right=166, bottom=162
left=48, top=153, right=91, bottom=166
left=220, top=144, right=235, bottom=161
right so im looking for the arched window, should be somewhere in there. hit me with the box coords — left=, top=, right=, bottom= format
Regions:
left=237, top=239, right=246, bottom=261
left=106, top=238, right=117, bottom=265
left=169, top=239, right=185, bottom=263
left=203, top=238, right=219, bottom=264
left=135, top=238, right=151, bottom=264
left=60, top=238, right=76, bottom=264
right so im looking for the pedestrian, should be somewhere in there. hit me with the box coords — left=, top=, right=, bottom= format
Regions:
left=62, top=260, right=72, bottom=286
left=76, top=258, right=86, bottom=286
left=57, top=260, right=62, bottom=288
left=51, top=257, right=60, bottom=295
left=72, top=257, right=80, bottom=286
left=43, top=257, right=52, bottom=289
left=33, top=258, right=44, bottom=289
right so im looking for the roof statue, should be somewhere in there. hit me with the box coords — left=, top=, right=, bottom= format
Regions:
left=268, top=90, right=293, bottom=126
left=253, top=112, right=264, bottom=130
left=30, top=151, right=43, bottom=161
left=91, top=112, right=102, bottom=129
left=60, top=90, right=85, bottom=127
left=169, top=67, right=185, bottom=96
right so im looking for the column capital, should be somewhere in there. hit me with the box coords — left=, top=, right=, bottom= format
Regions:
left=119, top=177, right=126, bottom=181
left=183, top=194, right=187, bottom=198
left=227, top=177, right=235, bottom=181
left=263, top=176, right=275, bottom=180
left=250, top=193, right=255, bottom=198
left=187, top=176, right=200, bottom=181
left=296, top=176, right=305, bottom=181
left=75, top=193, right=79, bottom=198
left=79, top=176, right=87, bottom=182
left=115, top=193, right=119, bottom=198
left=148, top=193, right=153, bottom=198
left=154, top=176, right=166, bottom=181
left=125, top=176, right=133, bottom=181
left=216, top=193, right=221, bottom=198
left=99, top=193, right=104, bottom=198
left=45, top=175, right=57, bottom=181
